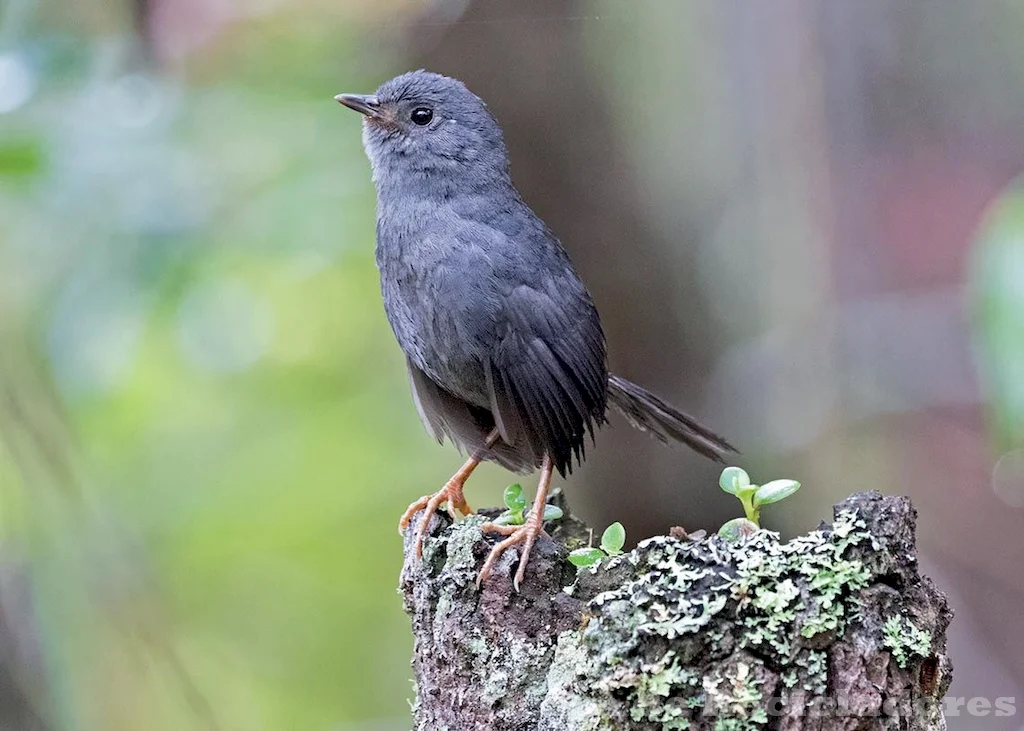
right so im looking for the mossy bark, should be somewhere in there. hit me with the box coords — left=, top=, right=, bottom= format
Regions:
left=400, top=492, right=952, bottom=731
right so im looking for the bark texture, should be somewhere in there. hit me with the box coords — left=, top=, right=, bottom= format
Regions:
left=400, top=491, right=953, bottom=730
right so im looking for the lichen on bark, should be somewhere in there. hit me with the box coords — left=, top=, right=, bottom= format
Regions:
left=400, top=491, right=952, bottom=731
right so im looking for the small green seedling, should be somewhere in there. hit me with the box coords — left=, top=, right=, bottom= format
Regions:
left=717, top=466, right=800, bottom=539
left=717, top=517, right=760, bottom=541
left=568, top=522, right=626, bottom=567
left=493, top=483, right=564, bottom=526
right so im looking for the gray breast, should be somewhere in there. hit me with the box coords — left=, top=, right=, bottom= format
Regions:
left=375, top=215, right=494, bottom=409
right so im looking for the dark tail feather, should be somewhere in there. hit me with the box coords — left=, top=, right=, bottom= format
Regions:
left=606, top=374, right=737, bottom=463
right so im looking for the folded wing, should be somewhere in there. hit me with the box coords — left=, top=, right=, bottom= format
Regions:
left=485, top=282, right=607, bottom=476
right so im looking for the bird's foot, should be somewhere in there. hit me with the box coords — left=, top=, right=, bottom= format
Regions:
left=399, top=478, right=473, bottom=558
left=477, top=513, right=548, bottom=592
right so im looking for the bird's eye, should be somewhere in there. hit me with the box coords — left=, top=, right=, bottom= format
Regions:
left=410, top=107, right=433, bottom=126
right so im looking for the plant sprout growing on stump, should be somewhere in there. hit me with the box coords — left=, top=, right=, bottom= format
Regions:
left=718, top=466, right=801, bottom=540
left=493, top=483, right=564, bottom=526
left=567, top=522, right=626, bottom=567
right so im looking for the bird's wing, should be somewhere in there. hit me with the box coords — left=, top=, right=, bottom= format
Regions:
left=407, top=359, right=457, bottom=445
left=485, top=280, right=607, bottom=476
left=406, top=358, right=539, bottom=473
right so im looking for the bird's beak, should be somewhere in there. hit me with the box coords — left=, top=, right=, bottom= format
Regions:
left=335, top=93, right=381, bottom=118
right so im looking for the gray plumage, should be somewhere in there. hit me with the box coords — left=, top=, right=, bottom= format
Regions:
left=342, top=70, right=734, bottom=476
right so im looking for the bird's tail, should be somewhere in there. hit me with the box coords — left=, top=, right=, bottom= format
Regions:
left=606, top=374, right=736, bottom=463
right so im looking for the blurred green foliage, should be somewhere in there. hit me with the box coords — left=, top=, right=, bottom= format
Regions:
left=0, top=3, right=516, bottom=729
left=970, top=177, right=1024, bottom=451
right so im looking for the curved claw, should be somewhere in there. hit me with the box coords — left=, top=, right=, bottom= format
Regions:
left=399, top=479, right=474, bottom=558
left=399, top=445, right=493, bottom=555
left=475, top=454, right=555, bottom=592
left=398, top=496, right=430, bottom=535
left=476, top=519, right=547, bottom=591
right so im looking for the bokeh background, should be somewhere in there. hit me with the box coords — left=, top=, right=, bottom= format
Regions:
left=1, top=0, right=1023, bottom=728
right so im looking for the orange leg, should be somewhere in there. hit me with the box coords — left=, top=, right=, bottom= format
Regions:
left=399, top=430, right=499, bottom=558
left=477, top=453, right=554, bottom=592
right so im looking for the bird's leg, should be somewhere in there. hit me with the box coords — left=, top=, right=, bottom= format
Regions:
left=399, top=429, right=500, bottom=558
left=477, top=453, right=554, bottom=592
left=398, top=456, right=478, bottom=532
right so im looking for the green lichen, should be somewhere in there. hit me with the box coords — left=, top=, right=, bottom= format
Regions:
left=703, top=661, right=769, bottom=730
left=556, top=509, right=877, bottom=729
left=794, top=649, right=828, bottom=694
left=472, top=629, right=556, bottom=710
left=883, top=615, right=933, bottom=668
left=729, top=510, right=872, bottom=692
left=541, top=633, right=619, bottom=731
left=609, top=650, right=700, bottom=729
left=464, top=629, right=490, bottom=662
left=424, top=514, right=488, bottom=585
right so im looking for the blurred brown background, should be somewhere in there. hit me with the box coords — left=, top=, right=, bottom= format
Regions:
left=1, top=0, right=1022, bottom=728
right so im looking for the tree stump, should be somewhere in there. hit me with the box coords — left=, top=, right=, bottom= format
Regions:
left=400, top=491, right=952, bottom=730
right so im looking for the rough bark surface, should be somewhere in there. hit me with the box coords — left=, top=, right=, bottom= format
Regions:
left=400, top=491, right=953, bottom=731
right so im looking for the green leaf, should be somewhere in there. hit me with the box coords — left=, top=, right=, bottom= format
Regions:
left=568, top=547, right=605, bottom=567
left=753, top=479, right=801, bottom=507
left=601, top=522, right=626, bottom=555
left=493, top=510, right=523, bottom=526
left=719, top=466, right=750, bottom=495
left=541, top=504, right=564, bottom=522
left=503, top=483, right=526, bottom=512
left=718, top=517, right=760, bottom=542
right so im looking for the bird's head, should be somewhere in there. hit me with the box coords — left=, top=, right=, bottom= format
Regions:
left=336, top=70, right=511, bottom=192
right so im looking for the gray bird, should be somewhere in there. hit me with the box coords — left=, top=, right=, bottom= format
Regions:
left=336, top=70, right=735, bottom=590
